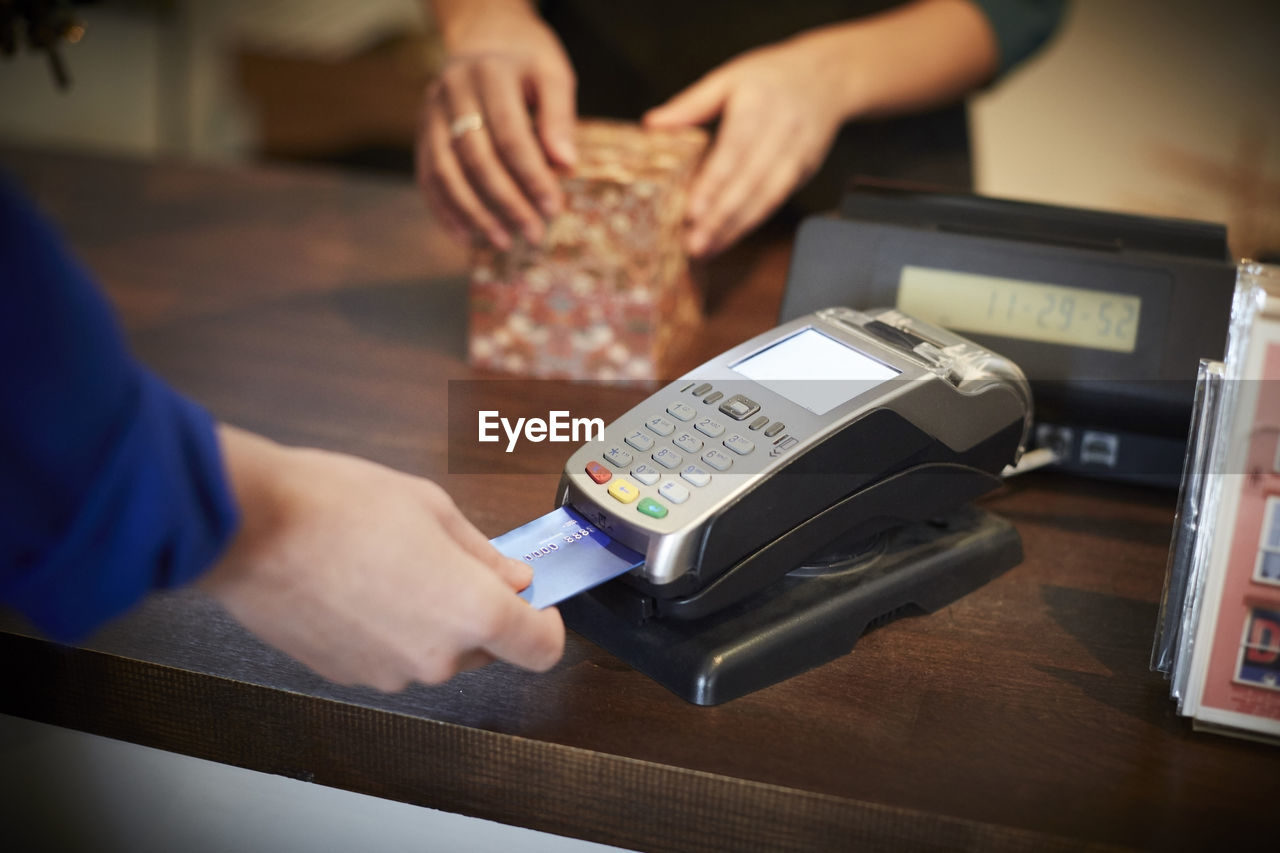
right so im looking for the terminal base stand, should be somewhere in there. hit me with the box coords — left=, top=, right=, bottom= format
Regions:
left=559, top=505, right=1022, bottom=705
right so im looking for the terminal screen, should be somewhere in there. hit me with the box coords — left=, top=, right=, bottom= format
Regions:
left=731, top=328, right=900, bottom=415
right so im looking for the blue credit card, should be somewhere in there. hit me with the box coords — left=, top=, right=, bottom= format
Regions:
left=491, top=506, right=644, bottom=609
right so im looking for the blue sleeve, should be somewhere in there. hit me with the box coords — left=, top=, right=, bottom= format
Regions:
left=968, top=0, right=1068, bottom=75
left=0, top=175, right=240, bottom=643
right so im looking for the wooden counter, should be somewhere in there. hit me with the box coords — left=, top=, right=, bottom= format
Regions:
left=1, top=148, right=1275, bottom=852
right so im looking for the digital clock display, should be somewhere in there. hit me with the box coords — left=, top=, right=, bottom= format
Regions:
left=896, top=265, right=1142, bottom=353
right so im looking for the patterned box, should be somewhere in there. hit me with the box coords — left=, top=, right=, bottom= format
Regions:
left=469, top=119, right=707, bottom=380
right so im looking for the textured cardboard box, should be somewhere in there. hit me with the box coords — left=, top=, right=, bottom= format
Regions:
left=469, top=120, right=707, bottom=380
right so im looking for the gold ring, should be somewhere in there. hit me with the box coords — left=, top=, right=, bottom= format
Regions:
left=449, top=112, right=484, bottom=140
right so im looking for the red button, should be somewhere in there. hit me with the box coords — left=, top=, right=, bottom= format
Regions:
left=585, top=461, right=612, bottom=484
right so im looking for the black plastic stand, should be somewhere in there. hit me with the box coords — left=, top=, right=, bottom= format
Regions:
left=559, top=505, right=1022, bottom=706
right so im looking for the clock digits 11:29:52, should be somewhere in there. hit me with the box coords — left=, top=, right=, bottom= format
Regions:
left=897, top=265, right=1142, bottom=353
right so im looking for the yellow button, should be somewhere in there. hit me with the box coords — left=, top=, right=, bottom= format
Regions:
left=607, top=479, right=640, bottom=504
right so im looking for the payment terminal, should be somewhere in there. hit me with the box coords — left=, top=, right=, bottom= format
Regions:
left=549, top=307, right=1032, bottom=702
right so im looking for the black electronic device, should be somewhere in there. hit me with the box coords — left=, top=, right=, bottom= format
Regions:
left=561, top=506, right=1021, bottom=705
left=780, top=180, right=1238, bottom=487
left=554, top=307, right=1030, bottom=703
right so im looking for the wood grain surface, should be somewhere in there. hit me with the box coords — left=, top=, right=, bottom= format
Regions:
left=1, top=147, right=1276, bottom=852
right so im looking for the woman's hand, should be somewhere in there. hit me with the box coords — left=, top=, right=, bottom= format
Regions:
left=417, top=0, right=578, bottom=250
left=646, top=0, right=998, bottom=258
left=645, top=38, right=851, bottom=259
left=200, top=425, right=564, bottom=692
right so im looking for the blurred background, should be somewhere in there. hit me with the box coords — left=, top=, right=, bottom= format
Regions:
left=2, top=0, right=1277, bottom=260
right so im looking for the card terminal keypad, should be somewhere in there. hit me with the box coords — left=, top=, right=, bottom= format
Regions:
left=582, top=381, right=791, bottom=525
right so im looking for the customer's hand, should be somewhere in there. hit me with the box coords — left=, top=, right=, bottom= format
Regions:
left=417, top=0, right=577, bottom=250
left=200, top=425, right=565, bottom=692
left=644, top=38, right=850, bottom=259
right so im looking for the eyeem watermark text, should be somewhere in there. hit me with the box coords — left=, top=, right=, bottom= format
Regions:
left=478, top=410, right=604, bottom=453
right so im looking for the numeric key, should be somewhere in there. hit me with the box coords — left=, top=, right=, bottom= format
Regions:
left=645, top=416, right=676, bottom=436
left=604, top=446, right=634, bottom=468
left=624, top=430, right=655, bottom=451
left=652, top=447, right=684, bottom=469
left=694, top=417, right=725, bottom=438
left=666, top=401, right=697, bottom=421
left=673, top=431, right=703, bottom=453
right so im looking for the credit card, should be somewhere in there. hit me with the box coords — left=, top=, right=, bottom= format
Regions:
left=491, top=506, right=644, bottom=609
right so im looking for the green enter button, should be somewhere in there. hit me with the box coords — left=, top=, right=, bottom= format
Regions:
left=636, top=497, right=668, bottom=519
